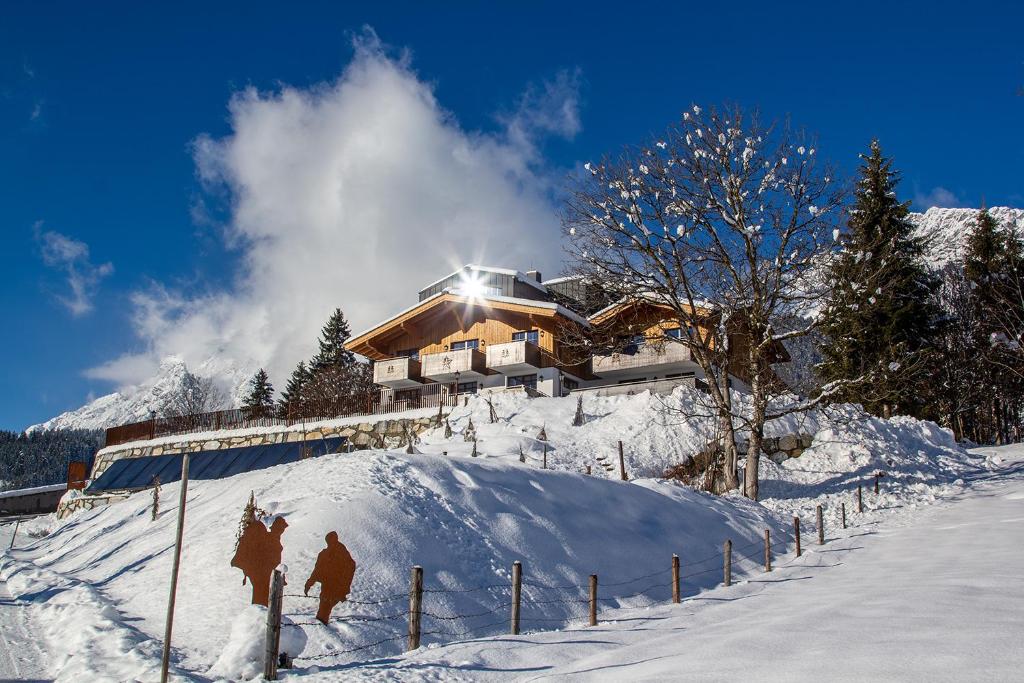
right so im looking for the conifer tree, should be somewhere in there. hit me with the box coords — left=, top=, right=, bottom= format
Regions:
left=278, top=361, right=310, bottom=416
left=310, top=308, right=356, bottom=372
left=818, top=140, right=940, bottom=417
left=242, top=368, right=275, bottom=418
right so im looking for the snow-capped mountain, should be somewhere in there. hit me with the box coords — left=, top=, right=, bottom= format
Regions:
left=910, top=206, right=1024, bottom=268
left=29, top=356, right=253, bottom=433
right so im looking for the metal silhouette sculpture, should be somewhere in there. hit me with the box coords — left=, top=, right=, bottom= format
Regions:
left=230, top=516, right=289, bottom=606
left=303, top=531, right=357, bottom=624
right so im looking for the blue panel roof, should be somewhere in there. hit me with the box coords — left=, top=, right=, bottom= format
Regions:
left=87, top=436, right=347, bottom=493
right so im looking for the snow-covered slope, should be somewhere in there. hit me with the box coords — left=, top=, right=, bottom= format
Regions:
left=2, top=389, right=992, bottom=680
left=29, top=356, right=251, bottom=433
left=910, top=206, right=1024, bottom=268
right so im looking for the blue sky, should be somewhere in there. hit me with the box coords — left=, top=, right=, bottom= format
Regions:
left=1, top=0, right=1022, bottom=431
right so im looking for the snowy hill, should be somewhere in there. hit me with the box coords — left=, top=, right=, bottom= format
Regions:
left=910, top=206, right=1024, bottom=268
left=1, top=388, right=993, bottom=680
left=29, top=356, right=251, bottom=433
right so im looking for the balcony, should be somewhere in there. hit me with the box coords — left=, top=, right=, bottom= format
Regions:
left=421, top=348, right=487, bottom=382
left=592, top=340, right=694, bottom=379
left=373, top=357, right=423, bottom=388
left=486, top=340, right=542, bottom=375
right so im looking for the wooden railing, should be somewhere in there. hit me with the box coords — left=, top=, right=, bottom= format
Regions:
left=104, top=384, right=457, bottom=448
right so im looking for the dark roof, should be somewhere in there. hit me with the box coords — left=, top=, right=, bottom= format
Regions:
left=87, top=437, right=347, bottom=493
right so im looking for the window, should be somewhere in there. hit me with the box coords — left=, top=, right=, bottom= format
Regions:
left=457, top=381, right=478, bottom=395
left=451, top=339, right=479, bottom=351
left=507, top=374, right=537, bottom=390
left=620, top=334, right=645, bottom=355
left=562, top=377, right=578, bottom=391
left=395, top=389, right=420, bottom=403
left=512, top=330, right=539, bottom=345
left=397, top=348, right=420, bottom=361
left=665, top=326, right=696, bottom=340
left=665, top=372, right=695, bottom=380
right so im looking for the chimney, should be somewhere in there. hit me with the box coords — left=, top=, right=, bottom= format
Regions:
left=526, top=270, right=542, bottom=283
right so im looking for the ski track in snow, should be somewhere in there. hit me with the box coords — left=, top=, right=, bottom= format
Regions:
left=0, top=570, right=51, bottom=682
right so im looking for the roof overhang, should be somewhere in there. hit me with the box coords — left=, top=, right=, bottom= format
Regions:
left=346, top=291, right=589, bottom=361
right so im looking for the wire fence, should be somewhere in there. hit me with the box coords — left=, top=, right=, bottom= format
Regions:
left=276, top=522, right=812, bottom=665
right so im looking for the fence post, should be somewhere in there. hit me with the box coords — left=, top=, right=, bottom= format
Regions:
left=816, top=505, right=825, bottom=545
left=764, top=529, right=771, bottom=572
left=793, top=516, right=801, bottom=557
left=588, top=575, right=598, bottom=626
left=671, top=555, right=680, bottom=603
left=160, top=453, right=191, bottom=683
left=723, top=539, right=732, bottom=586
left=408, top=566, right=424, bottom=651
left=543, top=442, right=548, bottom=470
left=263, top=568, right=284, bottom=680
left=857, top=483, right=863, bottom=513
left=8, top=519, right=19, bottom=550
left=618, top=441, right=628, bottom=481
left=841, top=502, right=847, bottom=529
left=510, top=561, right=522, bottom=635
left=874, top=472, right=880, bottom=494
left=585, top=465, right=591, bottom=475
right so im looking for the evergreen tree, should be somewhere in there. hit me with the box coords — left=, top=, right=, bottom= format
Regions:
left=818, top=140, right=940, bottom=417
left=278, top=361, right=311, bottom=416
left=242, top=368, right=275, bottom=418
left=310, top=308, right=356, bottom=372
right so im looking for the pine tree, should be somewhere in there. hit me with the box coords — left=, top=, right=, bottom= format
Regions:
left=310, top=308, right=356, bottom=372
left=818, top=140, right=940, bottom=417
left=278, top=361, right=311, bottom=417
left=242, top=369, right=275, bottom=418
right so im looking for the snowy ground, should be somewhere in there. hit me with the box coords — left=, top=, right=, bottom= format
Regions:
left=327, top=444, right=1024, bottom=681
left=0, top=391, right=1016, bottom=681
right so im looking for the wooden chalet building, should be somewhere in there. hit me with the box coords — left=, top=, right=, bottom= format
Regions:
left=345, top=265, right=784, bottom=409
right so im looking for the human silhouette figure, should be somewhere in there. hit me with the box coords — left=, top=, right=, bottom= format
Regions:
left=303, top=531, right=357, bottom=624
left=230, top=516, right=289, bottom=606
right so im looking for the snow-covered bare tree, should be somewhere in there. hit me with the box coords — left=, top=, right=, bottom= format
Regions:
left=160, top=371, right=226, bottom=423
left=562, top=103, right=845, bottom=500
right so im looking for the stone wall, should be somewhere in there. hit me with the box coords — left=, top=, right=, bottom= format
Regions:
left=56, top=491, right=131, bottom=519
left=92, top=414, right=444, bottom=480
left=737, top=433, right=814, bottom=463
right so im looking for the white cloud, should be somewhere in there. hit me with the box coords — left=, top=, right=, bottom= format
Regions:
left=89, top=29, right=578, bottom=391
left=914, top=186, right=964, bottom=210
left=35, top=224, right=113, bottom=316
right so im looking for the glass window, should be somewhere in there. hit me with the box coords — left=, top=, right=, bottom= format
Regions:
left=507, top=374, right=537, bottom=390
left=512, top=330, right=540, bottom=344
left=620, top=334, right=645, bottom=355
left=562, top=377, right=578, bottom=391
left=451, top=339, right=479, bottom=351
left=664, top=327, right=682, bottom=339
left=457, top=381, right=478, bottom=394
left=397, top=348, right=420, bottom=360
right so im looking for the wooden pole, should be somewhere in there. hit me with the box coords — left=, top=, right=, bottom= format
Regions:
left=816, top=505, right=825, bottom=545
left=8, top=519, right=20, bottom=550
left=793, top=516, right=801, bottom=557
left=618, top=441, right=628, bottom=481
left=542, top=442, right=548, bottom=469
left=857, top=483, right=863, bottom=513
left=407, top=566, right=423, bottom=651
left=874, top=473, right=880, bottom=494
left=723, top=540, right=732, bottom=587
left=764, top=529, right=772, bottom=572
left=671, top=555, right=680, bottom=603
left=585, top=465, right=592, bottom=475
left=510, top=561, right=522, bottom=635
left=841, top=502, right=847, bottom=529
left=263, top=568, right=285, bottom=680
left=160, top=453, right=191, bottom=683
left=588, top=575, right=598, bottom=626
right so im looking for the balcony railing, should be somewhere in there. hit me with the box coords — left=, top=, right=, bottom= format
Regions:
left=373, top=357, right=423, bottom=388
left=421, top=348, right=487, bottom=380
left=486, top=340, right=542, bottom=374
left=592, top=340, right=693, bottom=377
